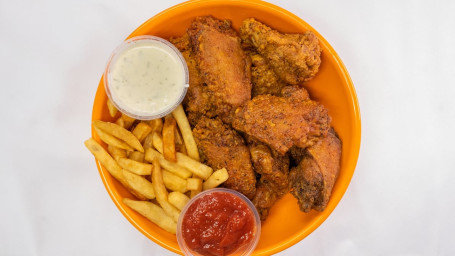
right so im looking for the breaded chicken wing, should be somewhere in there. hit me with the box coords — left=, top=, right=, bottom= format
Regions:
left=192, top=117, right=256, bottom=199
left=187, top=16, right=252, bottom=124
left=288, top=128, right=342, bottom=212
left=240, top=18, right=321, bottom=85
left=170, top=34, right=215, bottom=126
left=247, top=137, right=289, bottom=220
left=232, top=86, right=331, bottom=155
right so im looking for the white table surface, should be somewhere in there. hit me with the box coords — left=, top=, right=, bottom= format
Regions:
left=1, top=0, right=455, bottom=255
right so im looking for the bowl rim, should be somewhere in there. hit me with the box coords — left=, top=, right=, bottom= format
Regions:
left=91, top=0, right=361, bottom=255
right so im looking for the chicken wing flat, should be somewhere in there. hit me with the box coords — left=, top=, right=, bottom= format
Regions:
left=192, top=117, right=256, bottom=199
left=240, top=18, right=321, bottom=85
left=187, top=16, right=252, bottom=124
left=288, top=128, right=342, bottom=212
left=232, top=86, right=331, bottom=155
left=170, top=34, right=217, bottom=126
left=247, top=137, right=289, bottom=220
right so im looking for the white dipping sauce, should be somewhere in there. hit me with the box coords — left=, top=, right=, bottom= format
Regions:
left=106, top=36, right=188, bottom=119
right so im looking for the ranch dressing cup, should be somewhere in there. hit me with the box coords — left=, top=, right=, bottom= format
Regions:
left=104, top=35, right=189, bottom=120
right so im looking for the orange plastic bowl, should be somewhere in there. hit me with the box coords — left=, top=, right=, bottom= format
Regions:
left=90, top=0, right=361, bottom=255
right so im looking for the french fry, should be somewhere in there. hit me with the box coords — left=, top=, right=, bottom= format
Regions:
left=162, top=170, right=188, bottom=193
left=94, top=126, right=134, bottom=151
left=123, top=198, right=176, bottom=234
left=132, top=122, right=152, bottom=143
left=117, top=158, right=152, bottom=175
left=106, top=99, right=118, bottom=118
left=172, top=105, right=200, bottom=161
left=174, top=126, right=184, bottom=145
left=122, top=169, right=155, bottom=199
left=115, top=116, right=125, bottom=128
left=152, top=158, right=181, bottom=223
left=121, top=113, right=135, bottom=129
left=168, top=192, right=190, bottom=211
left=93, top=120, right=144, bottom=152
left=163, top=116, right=177, bottom=162
left=175, top=152, right=213, bottom=180
left=107, top=145, right=127, bottom=162
left=84, top=138, right=139, bottom=197
left=145, top=148, right=192, bottom=179
left=203, top=168, right=229, bottom=191
left=148, top=118, right=163, bottom=133
left=128, top=151, right=144, bottom=163
left=152, top=132, right=164, bottom=154
left=142, top=133, right=154, bottom=150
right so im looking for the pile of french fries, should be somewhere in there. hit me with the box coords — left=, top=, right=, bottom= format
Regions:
left=85, top=101, right=229, bottom=234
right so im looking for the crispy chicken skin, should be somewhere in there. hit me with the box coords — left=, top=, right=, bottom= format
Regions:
left=192, top=117, right=256, bottom=199
left=249, top=53, right=287, bottom=97
left=247, top=137, right=289, bottom=220
left=170, top=34, right=215, bottom=126
left=288, top=128, right=342, bottom=212
left=187, top=16, right=252, bottom=124
left=233, top=86, right=331, bottom=155
left=240, top=18, right=322, bottom=85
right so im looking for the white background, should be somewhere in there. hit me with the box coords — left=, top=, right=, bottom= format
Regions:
left=1, top=0, right=454, bottom=255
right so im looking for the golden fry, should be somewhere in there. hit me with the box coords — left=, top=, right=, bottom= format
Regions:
left=84, top=138, right=133, bottom=193
left=152, top=132, right=164, bottom=154
left=121, top=113, right=135, bottom=129
left=174, top=126, right=184, bottom=145
left=145, top=148, right=192, bottom=179
left=117, top=158, right=152, bottom=175
left=128, top=151, right=144, bottom=163
left=186, top=177, right=202, bottom=191
left=114, top=116, right=125, bottom=128
left=175, top=152, right=213, bottom=180
left=148, top=118, right=163, bottom=133
left=122, top=169, right=155, bottom=199
left=94, top=126, right=134, bottom=151
left=132, top=122, right=152, bottom=143
left=168, top=192, right=190, bottom=211
left=142, top=133, right=154, bottom=150
left=123, top=198, right=176, bottom=234
left=162, top=170, right=188, bottom=193
left=172, top=105, right=200, bottom=161
left=107, top=145, right=127, bottom=162
left=152, top=158, right=181, bottom=222
left=163, top=116, right=177, bottom=162
left=203, top=168, right=229, bottom=190
left=106, top=99, right=118, bottom=118
left=93, top=120, right=144, bottom=152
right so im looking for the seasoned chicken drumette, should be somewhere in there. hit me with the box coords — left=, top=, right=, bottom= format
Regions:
left=192, top=117, right=256, bottom=199
left=240, top=18, right=322, bottom=85
left=288, top=128, right=342, bottom=212
left=233, top=86, right=331, bottom=155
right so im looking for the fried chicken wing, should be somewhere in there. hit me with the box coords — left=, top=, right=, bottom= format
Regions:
left=288, top=128, right=342, bottom=212
left=240, top=18, right=322, bottom=85
left=187, top=16, right=252, bottom=124
left=247, top=137, right=289, bottom=220
left=232, top=86, right=331, bottom=155
left=249, top=53, right=287, bottom=97
left=192, top=117, right=256, bottom=199
left=170, top=34, right=216, bottom=126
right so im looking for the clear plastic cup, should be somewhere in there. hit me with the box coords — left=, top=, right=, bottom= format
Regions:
left=104, top=35, right=189, bottom=120
left=177, top=188, right=261, bottom=256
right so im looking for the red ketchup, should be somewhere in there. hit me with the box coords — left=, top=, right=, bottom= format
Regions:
left=180, top=190, right=257, bottom=256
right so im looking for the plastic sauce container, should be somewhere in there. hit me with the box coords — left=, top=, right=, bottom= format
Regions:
left=177, top=188, right=261, bottom=256
left=104, top=35, right=189, bottom=120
